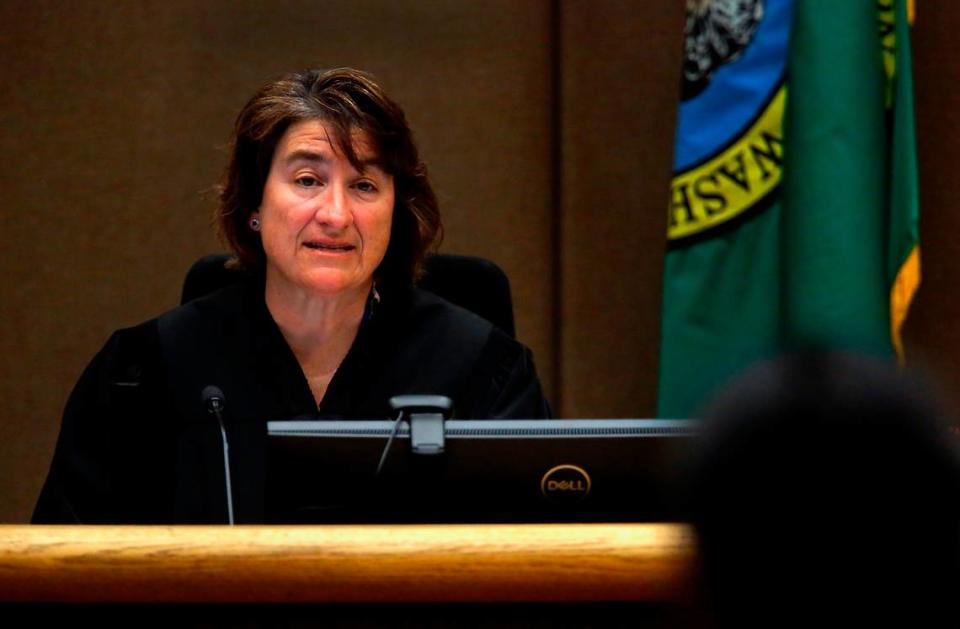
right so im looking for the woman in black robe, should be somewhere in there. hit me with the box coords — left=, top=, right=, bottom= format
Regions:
left=33, top=68, right=551, bottom=524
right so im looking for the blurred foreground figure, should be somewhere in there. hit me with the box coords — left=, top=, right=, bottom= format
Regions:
left=686, top=352, right=960, bottom=628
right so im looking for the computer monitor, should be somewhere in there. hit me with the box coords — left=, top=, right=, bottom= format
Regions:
left=266, top=418, right=698, bottom=523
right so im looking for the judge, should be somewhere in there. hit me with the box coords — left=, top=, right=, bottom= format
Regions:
left=33, top=68, right=551, bottom=524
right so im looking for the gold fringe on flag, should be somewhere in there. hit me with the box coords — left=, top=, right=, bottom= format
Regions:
left=890, top=245, right=921, bottom=364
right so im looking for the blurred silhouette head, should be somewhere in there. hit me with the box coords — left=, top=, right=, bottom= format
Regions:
left=686, top=351, right=960, bottom=627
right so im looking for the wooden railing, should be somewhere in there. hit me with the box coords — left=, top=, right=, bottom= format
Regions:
left=0, top=523, right=695, bottom=603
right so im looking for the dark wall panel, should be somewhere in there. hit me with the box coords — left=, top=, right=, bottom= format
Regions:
left=558, top=1, right=684, bottom=417
left=903, top=3, right=960, bottom=415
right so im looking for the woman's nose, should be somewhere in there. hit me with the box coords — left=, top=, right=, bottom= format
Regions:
left=314, top=182, right=352, bottom=228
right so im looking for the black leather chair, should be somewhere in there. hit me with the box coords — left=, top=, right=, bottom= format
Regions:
left=180, top=253, right=516, bottom=337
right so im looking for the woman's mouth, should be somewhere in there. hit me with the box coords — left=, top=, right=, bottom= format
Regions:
left=303, top=241, right=355, bottom=252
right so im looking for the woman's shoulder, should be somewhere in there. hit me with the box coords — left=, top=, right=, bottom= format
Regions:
left=88, top=282, right=255, bottom=385
left=377, top=287, right=550, bottom=418
left=383, top=285, right=535, bottom=359
left=405, top=286, right=498, bottom=335
left=157, top=281, right=252, bottom=331
left=391, top=286, right=531, bottom=360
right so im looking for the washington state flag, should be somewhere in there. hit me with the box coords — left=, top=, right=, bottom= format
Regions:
left=657, top=0, right=920, bottom=418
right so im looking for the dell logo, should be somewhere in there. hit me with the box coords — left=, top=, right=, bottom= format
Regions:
left=541, top=464, right=592, bottom=504
left=547, top=479, right=587, bottom=491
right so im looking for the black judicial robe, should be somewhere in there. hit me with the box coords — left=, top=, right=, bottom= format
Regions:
left=32, top=277, right=551, bottom=524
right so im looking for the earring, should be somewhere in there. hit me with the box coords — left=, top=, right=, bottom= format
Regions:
left=249, top=216, right=261, bottom=232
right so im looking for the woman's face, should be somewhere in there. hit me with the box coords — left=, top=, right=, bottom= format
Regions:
left=255, top=119, right=395, bottom=300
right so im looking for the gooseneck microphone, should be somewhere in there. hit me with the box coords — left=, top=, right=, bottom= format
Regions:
left=375, top=409, right=405, bottom=477
left=201, top=385, right=235, bottom=525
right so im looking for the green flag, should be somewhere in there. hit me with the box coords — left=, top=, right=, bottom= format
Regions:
left=657, top=0, right=920, bottom=418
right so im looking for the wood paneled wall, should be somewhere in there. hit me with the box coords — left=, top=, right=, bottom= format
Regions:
left=902, top=4, right=960, bottom=412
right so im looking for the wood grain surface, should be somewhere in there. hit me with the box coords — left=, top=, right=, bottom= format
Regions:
left=0, top=523, right=695, bottom=603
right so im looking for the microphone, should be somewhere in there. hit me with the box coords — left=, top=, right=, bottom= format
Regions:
left=375, top=408, right=405, bottom=477
left=201, top=385, right=235, bottom=525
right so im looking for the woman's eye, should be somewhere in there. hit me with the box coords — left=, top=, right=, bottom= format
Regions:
left=295, top=176, right=320, bottom=188
left=355, top=181, right=377, bottom=194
